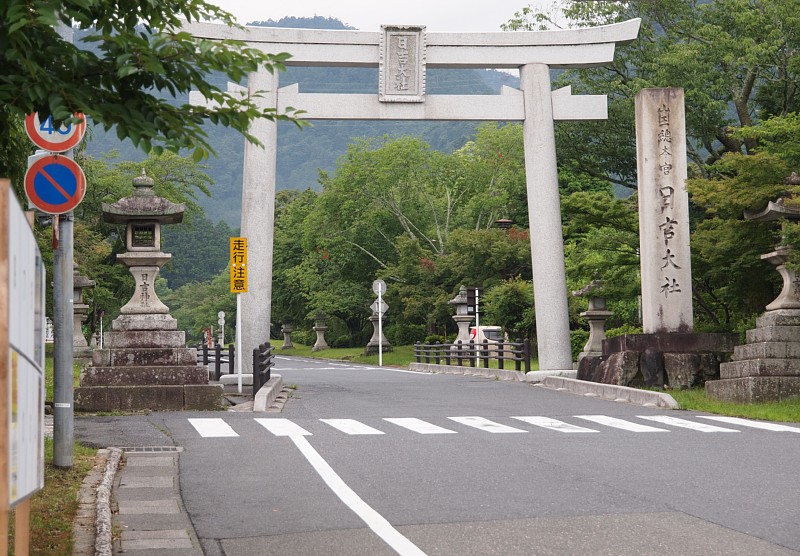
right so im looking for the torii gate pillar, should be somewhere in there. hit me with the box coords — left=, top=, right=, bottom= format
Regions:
left=521, top=63, right=572, bottom=370
left=240, top=69, right=279, bottom=377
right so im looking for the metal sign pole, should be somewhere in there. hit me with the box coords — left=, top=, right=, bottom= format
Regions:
left=53, top=210, right=74, bottom=468
left=378, top=290, right=383, bottom=367
left=236, top=295, right=242, bottom=394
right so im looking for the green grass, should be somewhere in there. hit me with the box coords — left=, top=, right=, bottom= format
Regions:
left=670, top=388, right=800, bottom=422
left=275, top=342, right=539, bottom=371
left=9, top=439, right=97, bottom=555
left=44, top=344, right=82, bottom=404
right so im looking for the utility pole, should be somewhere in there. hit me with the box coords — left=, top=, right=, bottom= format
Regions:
left=52, top=20, right=75, bottom=469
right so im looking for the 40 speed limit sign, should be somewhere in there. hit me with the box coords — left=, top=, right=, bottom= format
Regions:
left=25, top=112, right=86, bottom=152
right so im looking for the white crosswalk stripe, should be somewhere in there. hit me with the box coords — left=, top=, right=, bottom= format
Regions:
left=383, top=418, right=457, bottom=434
left=188, top=418, right=239, bottom=438
left=698, top=416, right=800, bottom=433
left=575, top=415, right=669, bottom=432
left=637, top=415, right=739, bottom=432
left=188, top=415, right=800, bottom=438
left=321, top=419, right=385, bottom=435
left=447, top=416, right=527, bottom=433
left=255, top=418, right=312, bottom=436
left=511, top=416, right=599, bottom=433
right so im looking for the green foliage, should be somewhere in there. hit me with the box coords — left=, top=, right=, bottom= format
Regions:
left=160, top=270, right=235, bottom=343
left=570, top=329, right=589, bottom=360
left=605, top=324, right=643, bottom=339
left=482, top=277, right=535, bottom=340
left=1, top=0, right=303, bottom=161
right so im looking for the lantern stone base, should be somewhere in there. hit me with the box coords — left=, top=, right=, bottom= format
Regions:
left=578, top=332, right=738, bottom=389
left=706, top=309, right=800, bottom=403
left=75, top=329, right=224, bottom=411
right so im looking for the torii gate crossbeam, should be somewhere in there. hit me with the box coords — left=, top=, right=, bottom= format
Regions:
left=189, top=20, right=640, bottom=374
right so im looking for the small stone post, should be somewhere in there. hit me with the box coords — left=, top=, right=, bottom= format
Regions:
left=312, top=320, right=329, bottom=352
left=281, top=323, right=295, bottom=349
left=365, top=312, right=392, bottom=355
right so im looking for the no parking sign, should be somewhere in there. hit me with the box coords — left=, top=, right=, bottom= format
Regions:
left=24, top=154, right=86, bottom=215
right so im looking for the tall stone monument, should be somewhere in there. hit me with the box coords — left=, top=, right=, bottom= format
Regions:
left=636, top=88, right=694, bottom=332
left=74, top=171, right=224, bottom=411
left=579, top=89, right=737, bottom=388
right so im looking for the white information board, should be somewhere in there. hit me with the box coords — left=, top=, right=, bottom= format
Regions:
left=6, top=185, right=45, bottom=506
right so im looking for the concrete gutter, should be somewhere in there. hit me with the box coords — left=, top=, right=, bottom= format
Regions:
left=253, top=374, right=283, bottom=412
left=540, top=376, right=680, bottom=409
left=409, top=363, right=577, bottom=382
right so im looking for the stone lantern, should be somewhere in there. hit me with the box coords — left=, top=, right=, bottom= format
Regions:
left=572, top=281, right=613, bottom=363
left=449, top=285, right=474, bottom=345
left=707, top=174, right=800, bottom=402
left=72, top=266, right=95, bottom=363
left=74, top=170, right=223, bottom=411
left=107, top=170, right=179, bottom=321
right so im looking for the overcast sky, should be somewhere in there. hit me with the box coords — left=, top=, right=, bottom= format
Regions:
left=209, top=1, right=552, bottom=33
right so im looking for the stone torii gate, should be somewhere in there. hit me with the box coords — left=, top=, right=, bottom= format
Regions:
left=189, top=19, right=641, bottom=374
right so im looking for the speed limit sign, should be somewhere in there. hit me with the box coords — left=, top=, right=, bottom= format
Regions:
left=25, top=112, right=86, bottom=152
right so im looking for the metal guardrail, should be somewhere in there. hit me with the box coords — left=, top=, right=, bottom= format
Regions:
left=253, top=342, right=274, bottom=397
left=198, top=343, right=236, bottom=381
left=413, top=339, right=531, bottom=372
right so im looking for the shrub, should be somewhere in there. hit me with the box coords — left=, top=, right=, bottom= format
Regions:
left=385, top=323, right=426, bottom=345
left=605, top=323, right=643, bottom=338
left=424, top=334, right=446, bottom=344
left=570, top=329, right=589, bottom=360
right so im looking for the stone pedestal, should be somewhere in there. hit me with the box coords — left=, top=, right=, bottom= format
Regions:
left=706, top=251, right=800, bottom=402
left=74, top=170, right=223, bottom=411
left=312, top=324, right=329, bottom=352
left=365, top=313, right=392, bottom=355
left=281, top=323, right=295, bottom=350
left=451, top=315, right=474, bottom=345
left=579, top=333, right=737, bottom=389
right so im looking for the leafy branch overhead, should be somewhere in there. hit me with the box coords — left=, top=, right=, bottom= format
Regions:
left=1, top=0, right=305, bottom=160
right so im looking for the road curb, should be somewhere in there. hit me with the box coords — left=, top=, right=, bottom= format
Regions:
left=409, top=362, right=525, bottom=381
left=95, top=447, right=122, bottom=556
left=253, top=374, right=283, bottom=412
left=540, top=376, right=680, bottom=409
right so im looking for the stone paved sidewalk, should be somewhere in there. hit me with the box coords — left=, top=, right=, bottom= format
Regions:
left=113, top=449, right=203, bottom=555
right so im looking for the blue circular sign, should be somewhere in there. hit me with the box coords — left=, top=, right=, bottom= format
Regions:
left=24, top=155, right=86, bottom=215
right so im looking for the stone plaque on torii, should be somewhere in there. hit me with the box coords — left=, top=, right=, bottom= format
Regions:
left=188, top=20, right=641, bottom=373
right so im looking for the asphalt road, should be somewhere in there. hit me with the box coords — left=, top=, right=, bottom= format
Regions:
left=76, top=356, right=800, bottom=555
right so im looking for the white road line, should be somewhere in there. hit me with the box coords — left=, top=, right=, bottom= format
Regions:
left=255, top=418, right=312, bottom=437
left=698, top=416, right=800, bottom=433
left=575, top=415, right=669, bottom=432
left=383, top=418, right=458, bottom=435
left=187, top=418, right=239, bottom=438
left=290, top=435, right=427, bottom=556
left=511, top=416, right=599, bottom=433
left=320, top=419, right=385, bottom=435
left=637, top=415, right=739, bottom=432
left=447, top=416, right=527, bottom=433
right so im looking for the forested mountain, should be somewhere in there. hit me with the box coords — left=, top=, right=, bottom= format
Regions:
left=83, top=16, right=520, bottom=225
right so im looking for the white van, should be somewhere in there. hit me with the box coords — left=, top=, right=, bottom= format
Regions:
left=469, top=326, right=505, bottom=344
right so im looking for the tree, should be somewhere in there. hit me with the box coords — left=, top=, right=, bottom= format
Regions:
left=504, top=0, right=800, bottom=188
left=1, top=0, right=303, bottom=166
